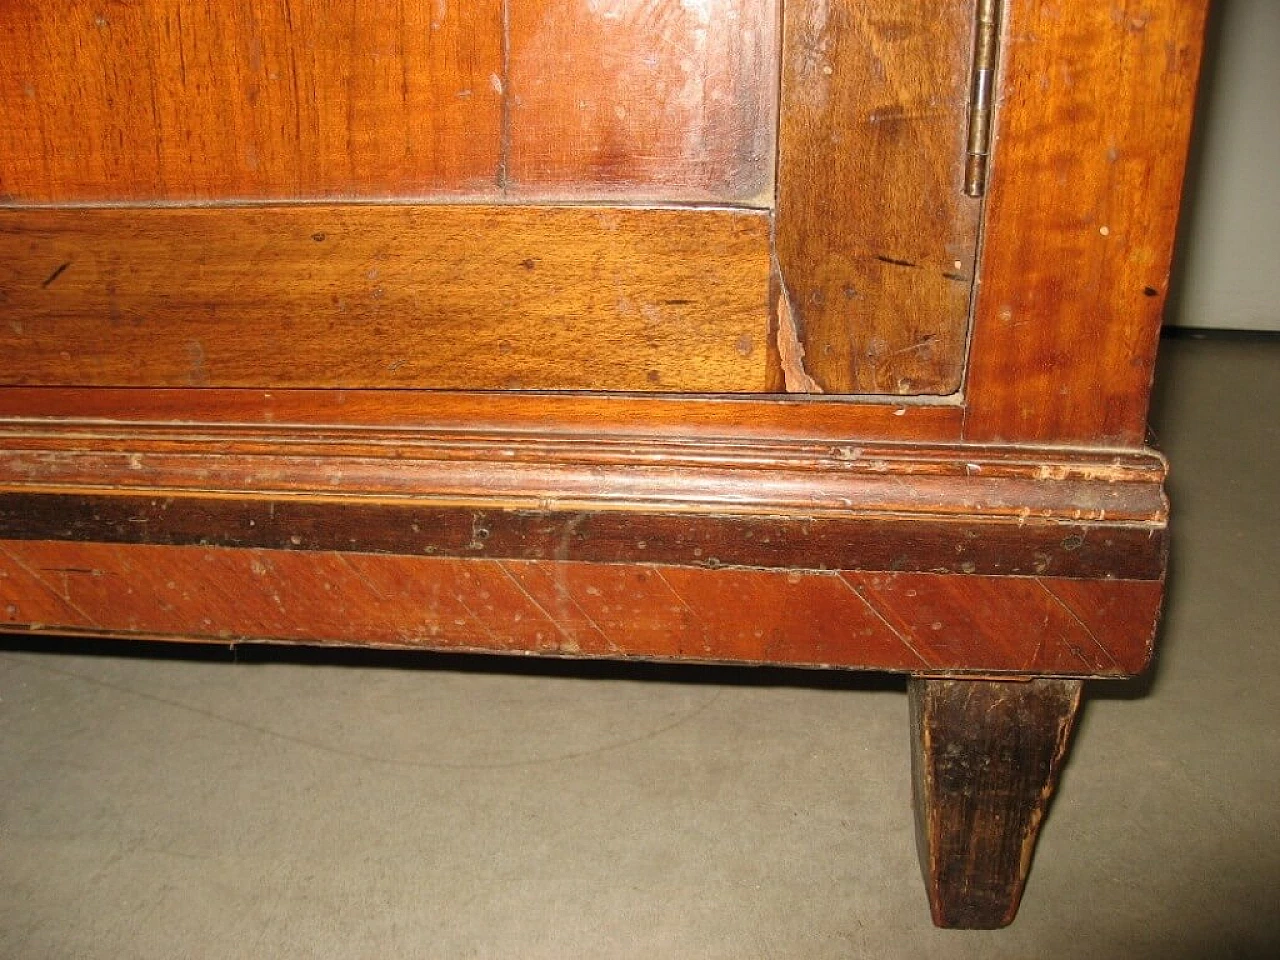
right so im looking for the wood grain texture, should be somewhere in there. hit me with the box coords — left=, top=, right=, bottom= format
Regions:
left=964, top=0, right=1210, bottom=444
left=0, top=204, right=773, bottom=392
left=0, top=388, right=965, bottom=444
left=0, top=420, right=1168, bottom=676
left=0, top=541, right=1161, bottom=675
left=0, top=493, right=1167, bottom=582
left=910, top=677, right=1082, bottom=927
left=0, top=423, right=1171, bottom=524
left=0, top=0, right=505, bottom=202
left=506, top=0, right=776, bottom=201
left=1, top=0, right=778, bottom=203
left=775, top=0, right=982, bottom=395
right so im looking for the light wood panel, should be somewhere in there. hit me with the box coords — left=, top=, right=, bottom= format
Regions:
left=0, top=204, right=774, bottom=392
left=964, top=0, right=1210, bottom=444
left=775, top=0, right=982, bottom=395
left=0, top=0, right=505, bottom=201
left=506, top=0, right=777, bottom=201
left=1, top=1, right=780, bottom=204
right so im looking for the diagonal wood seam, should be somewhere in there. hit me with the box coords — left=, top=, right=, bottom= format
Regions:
left=1035, top=578, right=1121, bottom=671
left=835, top=572, right=932, bottom=669
left=0, top=541, right=99, bottom=628
left=495, top=559, right=607, bottom=652
left=650, top=567, right=718, bottom=657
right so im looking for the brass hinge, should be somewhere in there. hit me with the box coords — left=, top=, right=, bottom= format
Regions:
left=964, top=0, right=1003, bottom=197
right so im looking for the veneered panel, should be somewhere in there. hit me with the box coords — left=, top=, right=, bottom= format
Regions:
left=849, top=571, right=1160, bottom=674
left=963, top=0, right=1209, bottom=444
left=0, top=541, right=1161, bottom=676
left=0, top=204, right=774, bottom=392
left=775, top=0, right=981, bottom=394
left=0, top=1, right=504, bottom=201
left=506, top=0, right=777, bottom=201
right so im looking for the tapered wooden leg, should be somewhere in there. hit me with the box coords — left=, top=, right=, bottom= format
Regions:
left=909, top=676, right=1083, bottom=928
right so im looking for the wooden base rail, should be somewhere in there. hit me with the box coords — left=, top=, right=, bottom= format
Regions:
left=0, top=542, right=1159, bottom=677
left=0, top=420, right=1166, bottom=926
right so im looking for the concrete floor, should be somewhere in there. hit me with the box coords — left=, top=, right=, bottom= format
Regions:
left=1, top=337, right=1277, bottom=958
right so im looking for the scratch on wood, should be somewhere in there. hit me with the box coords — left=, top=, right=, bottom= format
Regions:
left=874, top=254, right=920, bottom=269
left=651, top=567, right=713, bottom=652
left=41, top=261, right=72, bottom=288
left=775, top=286, right=825, bottom=394
left=335, top=553, right=388, bottom=602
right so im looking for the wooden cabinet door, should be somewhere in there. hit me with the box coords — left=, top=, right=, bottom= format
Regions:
left=0, top=0, right=984, bottom=398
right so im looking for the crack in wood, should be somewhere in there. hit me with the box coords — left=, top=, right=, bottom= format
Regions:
left=775, top=284, right=825, bottom=394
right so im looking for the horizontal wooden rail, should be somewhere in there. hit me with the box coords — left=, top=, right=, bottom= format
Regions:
left=0, top=204, right=774, bottom=393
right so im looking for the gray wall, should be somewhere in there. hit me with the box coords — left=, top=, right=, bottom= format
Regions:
left=1170, top=0, right=1280, bottom=331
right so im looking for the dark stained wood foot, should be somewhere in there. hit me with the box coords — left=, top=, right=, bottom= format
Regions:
left=909, top=676, right=1083, bottom=928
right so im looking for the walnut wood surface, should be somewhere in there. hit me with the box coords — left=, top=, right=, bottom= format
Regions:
left=0, top=0, right=505, bottom=201
left=0, top=0, right=775, bottom=204
left=0, top=423, right=1168, bottom=673
left=963, top=0, right=1210, bottom=444
left=0, top=423, right=1170, bottom=524
left=506, top=0, right=776, bottom=201
left=0, top=541, right=1159, bottom=676
left=910, top=677, right=1083, bottom=927
left=0, top=0, right=1209, bottom=934
left=775, top=0, right=981, bottom=395
left=0, top=493, right=1165, bottom=582
left=0, top=421, right=1170, bottom=581
left=0, top=388, right=965, bottom=443
left=0, top=204, right=773, bottom=392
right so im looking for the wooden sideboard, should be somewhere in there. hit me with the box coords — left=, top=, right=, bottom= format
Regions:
left=0, top=0, right=1207, bottom=929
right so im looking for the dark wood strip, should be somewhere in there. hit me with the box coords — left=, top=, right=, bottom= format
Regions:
left=0, top=423, right=1169, bottom=579
left=0, top=493, right=1166, bottom=581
